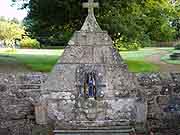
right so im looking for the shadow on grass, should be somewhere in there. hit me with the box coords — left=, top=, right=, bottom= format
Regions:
left=0, top=50, right=61, bottom=72
left=13, top=54, right=60, bottom=72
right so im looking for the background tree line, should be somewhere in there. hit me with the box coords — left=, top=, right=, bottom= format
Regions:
left=12, top=0, right=180, bottom=50
left=0, top=17, right=40, bottom=48
left=0, top=17, right=24, bottom=47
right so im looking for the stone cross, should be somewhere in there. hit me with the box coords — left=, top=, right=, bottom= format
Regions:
left=83, top=0, right=99, bottom=16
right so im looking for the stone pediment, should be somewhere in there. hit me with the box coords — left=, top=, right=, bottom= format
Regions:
left=80, top=14, right=102, bottom=32
left=81, top=0, right=102, bottom=32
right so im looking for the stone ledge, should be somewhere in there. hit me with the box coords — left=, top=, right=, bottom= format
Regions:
left=54, top=128, right=135, bottom=135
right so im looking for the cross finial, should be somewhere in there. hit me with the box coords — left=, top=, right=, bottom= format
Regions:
left=83, top=0, right=99, bottom=16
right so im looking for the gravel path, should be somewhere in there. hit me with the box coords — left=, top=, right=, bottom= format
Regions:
left=145, top=50, right=180, bottom=72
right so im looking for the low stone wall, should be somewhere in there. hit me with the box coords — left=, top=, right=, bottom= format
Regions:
left=137, top=73, right=180, bottom=134
left=0, top=73, right=48, bottom=135
left=0, top=72, right=180, bottom=135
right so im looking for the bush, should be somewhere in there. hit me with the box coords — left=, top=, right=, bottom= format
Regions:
left=175, top=44, right=180, bottom=50
left=126, top=42, right=140, bottom=51
left=115, top=40, right=141, bottom=51
left=20, top=38, right=40, bottom=49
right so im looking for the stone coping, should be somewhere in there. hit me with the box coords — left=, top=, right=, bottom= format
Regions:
left=55, top=63, right=127, bottom=67
left=76, top=31, right=108, bottom=33
left=53, top=128, right=135, bottom=134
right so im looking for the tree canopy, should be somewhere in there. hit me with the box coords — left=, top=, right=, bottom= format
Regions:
left=0, top=17, right=25, bottom=46
left=12, top=0, right=180, bottom=46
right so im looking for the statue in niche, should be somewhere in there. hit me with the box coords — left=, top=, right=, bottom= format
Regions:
left=77, top=68, right=105, bottom=99
left=85, top=72, right=96, bottom=98
left=79, top=72, right=97, bottom=99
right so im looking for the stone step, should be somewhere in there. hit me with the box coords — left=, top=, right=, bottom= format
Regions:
left=67, top=120, right=131, bottom=127
left=70, top=126, right=132, bottom=130
left=0, top=128, right=10, bottom=135
left=54, top=127, right=135, bottom=135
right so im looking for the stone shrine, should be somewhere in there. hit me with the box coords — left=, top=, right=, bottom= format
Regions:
left=42, top=0, right=147, bottom=134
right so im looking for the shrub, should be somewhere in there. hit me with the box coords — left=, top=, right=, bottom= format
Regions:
left=20, top=38, right=40, bottom=49
left=126, top=42, right=140, bottom=51
left=175, top=44, right=180, bottom=50
left=115, top=40, right=141, bottom=51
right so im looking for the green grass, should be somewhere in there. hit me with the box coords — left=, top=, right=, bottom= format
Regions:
left=0, top=47, right=175, bottom=73
left=161, top=50, right=180, bottom=65
left=15, top=49, right=63, bottom=72
left=120, top=47, right=173, bottom=60
left=119, top=47, right=171, bottom=72
left=0, top=49, right=62, bottom=72
left=124, top=60, right=159, bottom=72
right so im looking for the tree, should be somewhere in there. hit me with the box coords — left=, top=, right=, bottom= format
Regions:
left=172, top=1, right=180, bottom=39
left=11, top=17, right=20, bottom=24
left=0, top=18, right=25, bottom=46
left=12, top=0, right=178, bottom=47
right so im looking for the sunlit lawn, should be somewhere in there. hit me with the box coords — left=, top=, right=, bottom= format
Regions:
left=0, top=47, right=175, bottom=72
left=121, top=47, right=173, bottom=72
left=120, top=47, right=173, bottom=60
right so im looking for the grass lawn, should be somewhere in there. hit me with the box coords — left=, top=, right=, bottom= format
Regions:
left=0, top=47, right=174, bottom=72
left=120, top=47, right=173, bottom=60
left=124, top=60, right=159, bottom=72
left=161, top=50, right=180, bottom=65
left=0, top=49, right=63, bottom=72
left=120, top=47, right=173, bottom=72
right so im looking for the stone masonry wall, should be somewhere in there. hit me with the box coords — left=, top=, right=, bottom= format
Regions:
left=137, top=73, right=180, bottom=134
left=0, top=72, right=180, bottom=135
left=0, top=73, right=48, bottom=135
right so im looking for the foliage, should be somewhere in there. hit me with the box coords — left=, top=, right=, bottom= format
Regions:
left=20, top=38, right=40, bottom=48
left=12, top=0, right=178, bottom=47
left=115, top=39, right=141, bottom=51
left=22, top=0, right=81, bottom=43
left=172, top=1, right=180, bottom=39
left=175, top=44, right=180, bottom=50
left=0, top=18, right=24, bottom=46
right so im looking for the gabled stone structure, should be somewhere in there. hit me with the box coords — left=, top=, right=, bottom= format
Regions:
left=42, top=0, right=147, bottom=134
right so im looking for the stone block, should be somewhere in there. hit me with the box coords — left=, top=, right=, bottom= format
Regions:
left=32, top=126, right=53, bottom=135
left=35, top=104, right=48, bottom=125
left=60, top=46, right=93, bottom=64
left=74, top=32, right=113, bottom=46
left=0, top=128, right=10, bottom=135
left=156, top=96, right=169, bottom=105
left=17, top=74, right=41, bottom=84
left=0, top=84, right=7, bottom=92
left=18, top=85, right=41, bottom=90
